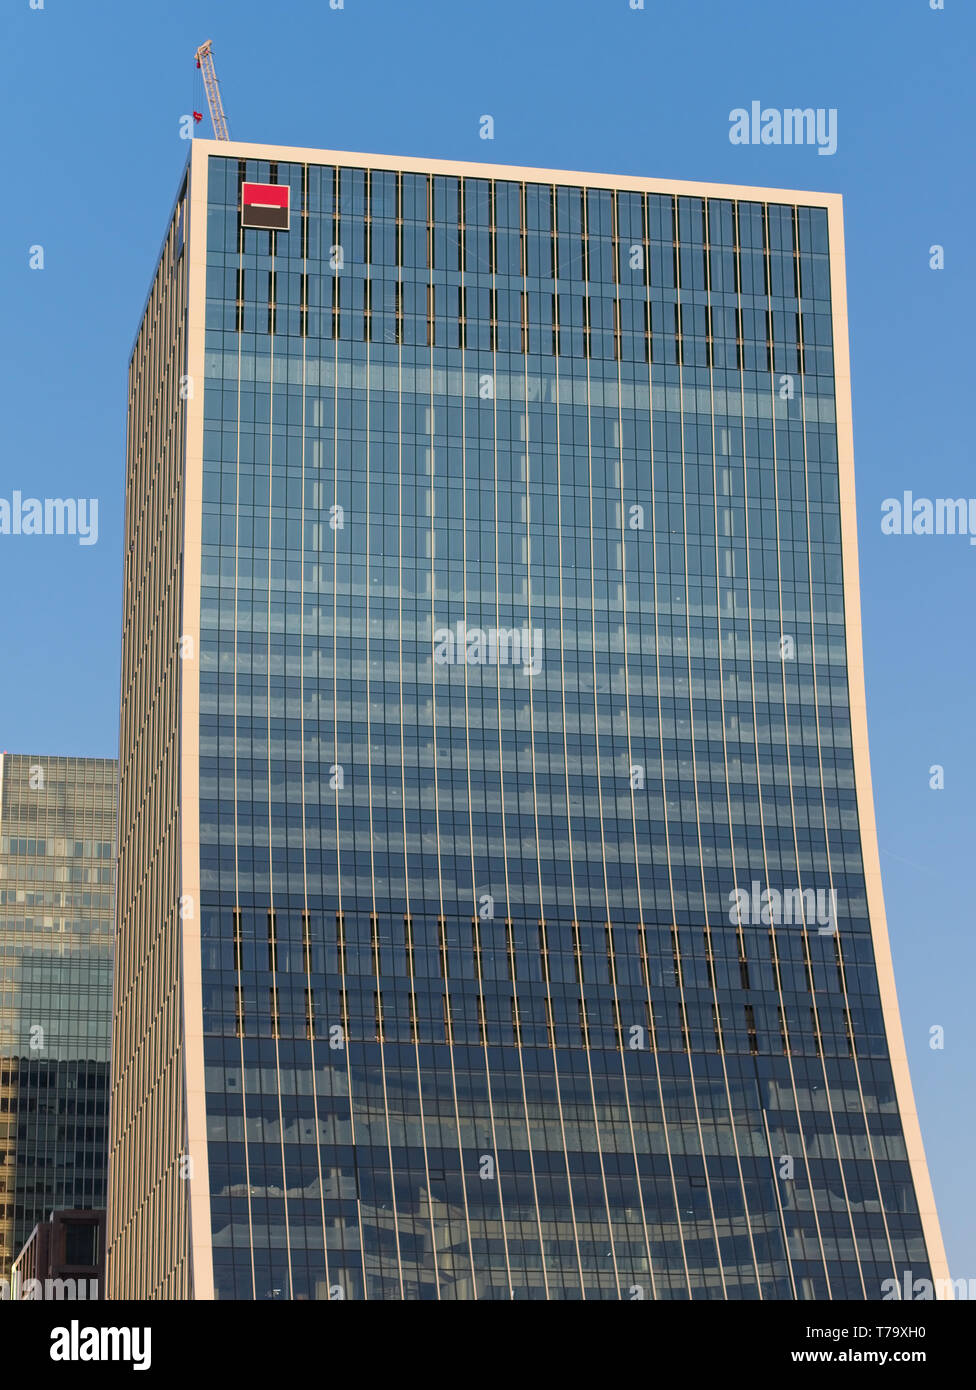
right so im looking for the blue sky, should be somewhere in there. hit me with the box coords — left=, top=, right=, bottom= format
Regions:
left=1, top=0, right=972, bottom=1280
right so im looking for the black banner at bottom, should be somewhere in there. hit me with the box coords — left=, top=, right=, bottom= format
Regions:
left=2, top=1297, right=967, bottom=1377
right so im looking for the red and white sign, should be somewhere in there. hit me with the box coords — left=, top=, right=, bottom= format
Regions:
left=241, top=182, right=290, bottom=231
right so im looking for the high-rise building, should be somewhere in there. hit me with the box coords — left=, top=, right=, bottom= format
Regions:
left=10, top=1208, right=105, bottom=1300
left=0, top=752, right=116, bottom=1280
left=108, top=140, right=949, bottom=1300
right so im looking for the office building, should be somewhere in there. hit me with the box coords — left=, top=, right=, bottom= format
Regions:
left=108, top=140, right=948, bottom=1299
left=0, top=753, right=115, bottom=1280
left=10, top=1207, right=104, bottom=1300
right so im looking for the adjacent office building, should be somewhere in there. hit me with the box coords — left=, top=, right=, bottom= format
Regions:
left=0, top=753, right=116, bottom=1281
left=108, top=139, right=949, bottom=1299
left=10, top=1207, right=105, bottom=1300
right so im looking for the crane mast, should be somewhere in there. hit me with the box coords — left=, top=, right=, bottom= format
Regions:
left=194, top=40, right=230, bottom=141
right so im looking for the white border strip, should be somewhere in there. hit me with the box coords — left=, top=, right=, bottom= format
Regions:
left=181, top=140, right=215, bottom=1301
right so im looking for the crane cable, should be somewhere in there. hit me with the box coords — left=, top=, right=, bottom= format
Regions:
left=193, top=52, right=205, bottom=132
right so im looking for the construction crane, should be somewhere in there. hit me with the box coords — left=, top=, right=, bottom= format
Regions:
left=194, top=40, right=230, bottom=141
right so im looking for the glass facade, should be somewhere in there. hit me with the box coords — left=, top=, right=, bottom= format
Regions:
left=112, top=144, right=947, bottom=1300
left=0, top=753, right=116, bottom=1279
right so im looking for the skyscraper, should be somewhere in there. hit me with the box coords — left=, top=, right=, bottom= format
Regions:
left=0, top=752, right=116, bottom=1280
left=108, top=140, right=949, bottom=1300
